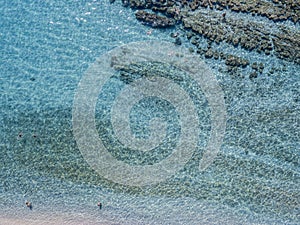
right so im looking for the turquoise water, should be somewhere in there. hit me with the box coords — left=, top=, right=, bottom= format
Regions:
left=1, top=0, right=299, bottom=224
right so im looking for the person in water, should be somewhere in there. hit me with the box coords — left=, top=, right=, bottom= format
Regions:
left=25, top=201, right=32, bottom=210
left=97, top=202, right=102, bottom=210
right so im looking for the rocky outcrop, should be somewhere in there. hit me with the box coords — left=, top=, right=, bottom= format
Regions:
left=135, top=10, right=175, bottom=28
left=179, top=0, right=300, bottom=24
left=182, top=11, right=300, bottom=64
left=115, top=0, right=300, bottom=66
left=272, top=30, right=300, bottom=64
left=225, top=55, right=249, bottom=68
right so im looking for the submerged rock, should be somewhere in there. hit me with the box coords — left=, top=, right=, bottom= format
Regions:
left=174, top=37, right=182, bottom=45
left=124, top=0, right=300, bottom=64
left=135, top=10, right=175, bottom=28
left=182, top=10, right=300, bottom=64
left=225, top=55, right=249, bottom=68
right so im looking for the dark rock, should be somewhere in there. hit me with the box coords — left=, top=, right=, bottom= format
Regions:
left=122, top=0, right=129, bottom=7
left=257, top=47, right=262, bottom=54
left=241, top=59, right=249, bottom=68
left=166, top=6, right=181, bottom=18
left=207, top=39, right=213, bottom=47
left=189, top=1, right=200, bottom=11
left=205, top=49, right=214, bottom=58
left=186, top=32, right=194, bottom=40
left=191, top=37, right=199, bottom=46
left=226, top=66, right=241, bottom=77
left=152, top=6, right=168, bottom=13
left=216, top=5, right=224, bottom=10
left=232, top=37, right=240, bottom=46
left=291, top=16, right=298, bottom=24
left=265, top=42, right=273, bottom=51
left=225, top=55, right=249, bottom=68
left=220, top=52, right=226, bottom=60
left=126, top=1, right=300, bottom=65
left=215, top=36, right=223, bottom=44
left=135, top=10, right=175, bottom=28
left=174, top=37, right=182, bottom=45
left=268, top=67, right=275, bottom=75
left=213, top=52, right=219, bottom=60
left=225, top=56, right=237, bottom=66
left=251, top=62, right=258, bottom=70
left=226, top=34, right=234, bottom=44
left=258, top=63, right=264, bottom=73
left=249, top=71, right=258, bottom=79
left=231, top=6, right=240, bottom=12
left=196, top=47, right=205, bottom=55
left=129, top=0, right=147, bottom=9
left=170, top=32, right=180, bottom=38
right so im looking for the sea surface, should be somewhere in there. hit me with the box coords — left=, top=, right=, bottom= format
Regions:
left=0, top=0, right=299, bottom=224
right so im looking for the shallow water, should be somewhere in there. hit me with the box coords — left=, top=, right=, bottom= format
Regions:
left=1, top=0, right=299, bottom=224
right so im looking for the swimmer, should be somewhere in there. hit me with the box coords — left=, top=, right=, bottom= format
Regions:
left=25, top=201, right=32, bottom=210
left=97, top=202, right=102, bottom=210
